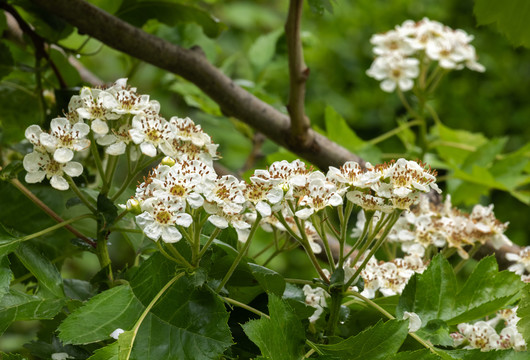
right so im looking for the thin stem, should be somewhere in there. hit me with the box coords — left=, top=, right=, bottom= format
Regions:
left=369, top=119, right=422, bottom=145
left=192, top=211, right=202, bottom=265
left=16, top=214, right=93, bottom=243
left=10, top=179, right=96, bottom=248
left=121, top=272, right=184, bottom=360
left=156, top=241, right=185, bottom=265
left=454, top=244, right=482, bottom=274
left=216, top=214, right=262, bottom=292
left=397, top=88, right=419, bottom=119
left=338, top=202, right=354, bottom=267
left=312, top=214, right=335, bottom=269
left=102, top=154, right=119, bottom=195
left=88, top=132, right=108, bottom=189
left=262, top=249, right=281, bottom=267
left=252, top=241, right=275, bottom=259
left=165, top=243, right=193, bottom=269
left=284, top=278, right=318, bottom=286
left=222, top=296, right=270, bottom=318
left=66, top=176, right=97, bottom=213
left=347, top=290, right=443, bottom=356
left=292, top=214, right=329, bottom=282
left=197, top=227, right=221, bottom=259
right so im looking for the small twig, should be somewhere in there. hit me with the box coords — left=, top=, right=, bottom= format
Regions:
left=239, top=132, right=266, bottom=175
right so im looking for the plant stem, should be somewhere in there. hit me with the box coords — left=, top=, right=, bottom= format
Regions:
left=10, top=179, right=96, bottom=248
left=166, top=243, right=193, bottom=269
left=96, top=216, right=114, bottom=283
left=222, top=296, right=270, bottom=318
left=216, top=214, right=262, bottom=292
left=325, top=288, right=343, bottom=337
left=369, top=119, right=422, bottom=145
left=313, top=214, right=335, bottom=269
left=121, top=272, right=184, bottom=360
left=16, top=214, right=93, bottom=243
left=66, top=176, right=97, bottom=213
left=88, top=132, right=108, bottom=189
left=197, top=227, right=221, bottom=259
left=102, top=154, right=119, bottom=195
left=454, top=243, right=481, bottom=274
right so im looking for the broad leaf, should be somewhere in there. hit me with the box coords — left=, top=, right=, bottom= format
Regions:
left=315, top=319, right=409, bottom=359
left=389, top=349, right=441, bottom=360
left=446, top=348, right=530, bottom=359
left=0, top=223, right=21, bottom=258
left=58, top=285, right=145, bottom=344
left=0, top=289, right=65, bottom=334
left=474, top=0, right=530, bottom=48
left=248, top=28, right=283, bottom=70
left=242, top=294, right=306, bottom=360
left=397, top=255, right=524, bottom=327
left=0, top=256, right=12, bottom=300
left=0, top=41, right=14, bottom=81
left=87, top=342, right=119, bottom=360
left=308, top=0, right=335, bottom=15
left=433, top=123, right=487, bottom=166
left=15, top=242, right=65, bottom=298
left=249, top=263, right=285, bottom=296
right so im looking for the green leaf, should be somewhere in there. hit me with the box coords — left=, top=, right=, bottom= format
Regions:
left=0, top=256, right=12, bottom=300
left=0, top=160, right=24, bottom=181
left=461, top=137, right=507, bottom=172
left=15, top=242, right=65, bottom=298
left=12, top=0, right=73, bottom=42
left=433, top=123, right=487, bottom=166
left=248, top=263, right=285, bottom=296
left=87, top=0, right=124, bottom=13
left=474, top=0, right=530, bottom=48
left=97, top=194, right=118, bottom=232
left=516, top=285, right=530, bottom=344
left=315, top=319, right=409, bottom=359
left=448, top=256, right=524, bottom=324
left=389, top=349, right=441, bottom=360
left=169, top=80, right=221, bottom=116
left=48, top=48, right=81, bottom=87
left=0, top=352, right=28, bottom=360
left=58, top=285, right=145, bottom=344
left=0, top=41, right=14, bottom=81
left=116, top=0, right=225, bottom=38
left=0, top=223, right=21, bottom=258
left=446, top=348, right=530, bottom=359
left=242, top=294, right=306, bottom=360
left=397, top=255, right=524, bottom=327
left=248, top=28, right=283, bottom=70
left=415, top=319, right=453, bottom=346
left=308, top=0, right=335, bottom=15
left=88, top=342, right=119, bottom=360
left=324, top=105, right=382, bottom=163
left=0, top=83, right=41, bottom=144
left=0, top=289, right=65, bottom=335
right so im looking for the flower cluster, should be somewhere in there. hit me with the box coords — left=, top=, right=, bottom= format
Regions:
left=357, top=194, right=512, bottom=259
left=367, top=18, right=485, bottom=92
left=451, top=307, right=526, bottom=352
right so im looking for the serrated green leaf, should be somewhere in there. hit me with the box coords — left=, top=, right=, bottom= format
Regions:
left=516, top=285, right=530, bottom=344
left=0, top=256, right=12, bottom=300
left=0, top=41, right=14, bottom=80
left=446, top=348, right=529, bottom=359
left=0, top=289, right=65, bottom=335
left=116, top=0, right=225, bottom=38
left=461, top=137, right=507, bottom=172
left=308, top=0, right=335, bottom=15
left=433, top=123, right=487, bottom=166
left=249, top=263, right=285, bottom=296
left=242, top=294, right=305, bottom=360
left=389, top=349, right=441, bottom=360
left=0, top=223, right=21, bottom=258
left=15, top=242, right=65, bottom=298
left=415, top=319, right=453, bottom=346
left=248, top=28, right=283, bottom=70
left=325, top=105, right=382, bottom=163
left=448, top=256, right=524, bottom=324
left=58, top=285, right=145, bottom=344
left=315, top=319, right=409, bottom=359
left=474, top=0, right=530, bottom=48
left=88, top=343, right=119, bottom=360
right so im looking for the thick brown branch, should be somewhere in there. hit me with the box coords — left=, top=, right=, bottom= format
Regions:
left=29, top=0, right=363, bottom=170
left=285, top=0, right=312, bottom=146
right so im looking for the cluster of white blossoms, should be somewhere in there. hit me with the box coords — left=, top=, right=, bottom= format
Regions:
left=451, top=308, right=526, bottom=352
left=366, top=18, right=485, bottom=92
left=506, top=246, right=530, bottom=283
left=303, top=284, right=329, bottom=323
left=132, top=157, right=439, bottom=245
left=354, top=194, right=512, bottom=259
left=22, top=79, right=219, bottom=190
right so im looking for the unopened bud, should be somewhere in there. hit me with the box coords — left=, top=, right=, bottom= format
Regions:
left=126, top=198, right=142, bottom=214
left=161, top=156, right=176, bottom=167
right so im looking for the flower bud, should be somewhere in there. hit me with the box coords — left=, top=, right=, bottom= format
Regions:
left=161, top=156, right=176, bottom=167
left=126, top=198, right=142, bottom=215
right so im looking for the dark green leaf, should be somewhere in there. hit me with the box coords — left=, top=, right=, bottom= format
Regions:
left=88, top=342, right=119, bottom=360
left=308, top=0, right=334, bottom=15
left=516, top=285, right=530, bottom=344
left=242, top=294, right=306, bottom=360
left=15, top=242, right=65, bottom=298
left=12, top=0, right=73, bottom=41
left=58, top=285, right=145, bottom=344
left=315, top=319, right=409, bottom=360
left=415, top=319, right=453, bottom=346
left=249, top=263, right=285, bottom=296
left=0, top=289, right=65, bottom=335
left=97, top=194, right=118, bottom=231
left=0, top=352, right=28, bottom=360
left=389, top=349, right=441, bottom=360
left=0, top=160, right=24, bottom=181
left=474, top=0, right=530, bottom=48
left=63, top=279, right=96, bottom=301
left=0, top=223, right=21, bottom=258
left=0, top=256, right=12, bottom=300
left=116, top=0, right=225, bottom=38
left=0, top=41, right=14, bottom=81
left=0, top=83, right=41, bottom=144
left=446, top=348, right=529, bottom=359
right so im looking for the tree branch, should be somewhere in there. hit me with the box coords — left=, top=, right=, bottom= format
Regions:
left=285, top=0, right=312, bottom=145
left=29, top=0, right=364, bottom=170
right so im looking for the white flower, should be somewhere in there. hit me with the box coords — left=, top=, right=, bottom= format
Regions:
left=507, top=246, right=530, bottom=275
left=135, top=199, right=192, bottom=243
left=366, top=53, right=419, bottom=92
left=75, top=87, right=120, bottom=135
left=23, top=151, right=83, bottom=190
left=303, top=285, right=328, bottom=323
left=129, top=113, right=172, bottom=157
left=296, top=174, right=343, bottom=219
left=109, top=328, right=125, bottom=340
left=204, top=175, right=246, bottom=215
left=97, top=124, right=133, bottom=155
left=370, top=29, right=415, bottom=56
left=403, top=311, right=422, bottom=332
left=39, top=117, right=90, bottom=163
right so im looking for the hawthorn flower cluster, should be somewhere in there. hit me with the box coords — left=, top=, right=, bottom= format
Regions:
left=23, top=79, right=219, bottom=191
left=451, top=307, right=527, bottom=352
left=366, top=18, right=485, bottom=92
left=355, top=194, right=512, bottom=259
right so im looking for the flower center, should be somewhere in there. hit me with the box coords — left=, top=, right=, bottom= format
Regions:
left=170, top=184, right=187, bottom=197
left=156, top=210, right=172, bottom=224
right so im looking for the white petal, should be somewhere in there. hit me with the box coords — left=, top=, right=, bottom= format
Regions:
left=140, top=142, right=157, bottom=157
left=175, top=213, right=193, bottom=227
left=50, top=175, right=69, bottom=190
left=107, top=142, right=127, bottom=155
left=161, top=226, right=182, bottom=243
left=235, top=228, right=250, bottom=243
left=91, top=119, right=109, bottom=135
left=403, top=312, right=422, bottom=332
left=72, top=122, right=90, bottom=137
left=266, top=188, right=284, bottom=204
left=187, top=193, right=204, bottom=209
left=135, top=212, right=152, bottom=229
left=25, top=171, right=46, bottom=184
left=256, top=201, right=272, bottom=217
left=208, top=215, right=229, bottom=229
left=40, top=133, right=58, bottom=148
left=23, top=152, right=43, bottom=172
left=144, top=222, right=162, bottom=240
left=54, top=148, right=74, bottom=163
left=50, top=117, right=70, bottom=132
left=64, top=162, right=83, bottom=177
left=97, top=134, right=116, bottom=146
left=380, top=79, right=397, bottom=92
left=295, top=208, right=314, bottom=220
left=109, top=328, right=125, bottom=340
